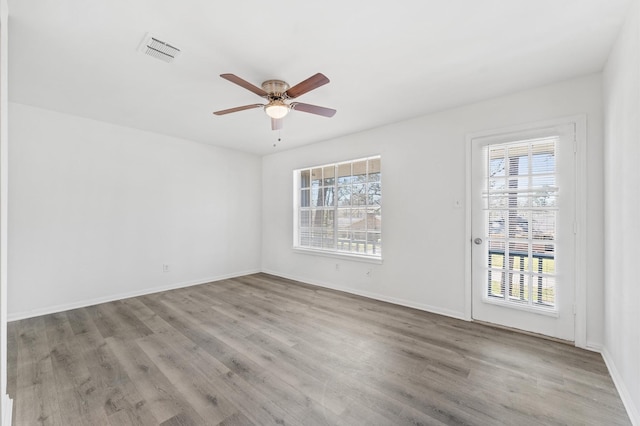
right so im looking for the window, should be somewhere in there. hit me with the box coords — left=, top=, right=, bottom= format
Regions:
left=484, top=137, right=558, bottom=309
left=294, top=156, right=381, bottom=259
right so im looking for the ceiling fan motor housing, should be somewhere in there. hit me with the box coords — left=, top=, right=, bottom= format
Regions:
left=262, top=80, right=290, bottom=99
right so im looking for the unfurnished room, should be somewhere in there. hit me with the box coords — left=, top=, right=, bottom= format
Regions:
left=0, top=0, right=638, bottom=425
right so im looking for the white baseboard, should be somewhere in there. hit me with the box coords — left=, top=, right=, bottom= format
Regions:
left=585, top=341, right=604, bottom=353
left=7, top=269, right=261, bottom=322
left=602, top=348, right=640, bottom=426
left=9, top=269, right=464, bottom=323
left=2, top=394, right=12, bottom=426
left=261, top=269, right=466, bottom=321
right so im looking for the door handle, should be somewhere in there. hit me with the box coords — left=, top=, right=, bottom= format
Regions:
left=474, top=238, right=483, bottom=245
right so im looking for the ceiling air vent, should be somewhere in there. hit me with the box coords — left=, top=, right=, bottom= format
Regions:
left=142, top=36, right=181, bottom=63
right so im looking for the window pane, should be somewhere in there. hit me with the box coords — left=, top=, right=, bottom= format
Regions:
left=337, top=185, right=351, bottom=206
left=337, top=208, right=351, bottom=228
left=352, top=184, right=366, bottom=206
left=509, top=273, right=530, bottom=303
left=322, top=228, right=335, bottom=249
left=488, top=178, right=506, bottom=191
left=367, top=209, right=382, bottom=231
left=367, top=232, right=381, bottom=255
left=532, top=241, right=554, bottom=258
left=300, top=170, right=311, bottom=188
left=489, top=210, right=506, bottom=238
left=337, top=163, right=352, bottom=184
left=532, top=210, right=555, bottom=240
left=532, top=175, right=555, bottom=189
left=532, top=193, right=557, bottom=208
left=368, top=158, right=381, bottom=182
left=300, top=189, right=310, bottom=207
left=352, top=160, right=367, bottom=183
left=368, top=182, right=381, bottom=206
left=300, top=230, right=311, bottom=246
left=488, top=195, right=507, bottom=209
left=323, top=166, right=335, bottom=186
left=488, top=146, right=506, bottom=175
left=531, top=142, right=555, bottom=174
left=310, top=231, right=323, bottom=248
left=533, top=248, right=555, bottom=272
left=353, top=208, right=365, bottom=220
left=310, top=189, right=335, bottom=208
left=508, top=211, right=530, bottom=239
left=517, top=196, right=530, bottom=208
left=507, top=145, right=528, bottom=174
left=507, top=177, right=528, bottom=190
left=534, top=275, right=555, bottom=306
left=311, top=188, right=325, bottom=207
left=299, top=210, right=310, bottom=227
left=323, top=186, right=335, bottom=207
left=316, top=209, right=334, bottom=228
left=311, top=168, right=322, bottom=186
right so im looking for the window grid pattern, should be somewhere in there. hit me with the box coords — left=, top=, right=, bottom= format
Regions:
left=484, top=138, right=557, bottom=309
left=297, top=156, right=381, bottom=257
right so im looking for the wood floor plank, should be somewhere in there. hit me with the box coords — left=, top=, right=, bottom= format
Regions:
left=158, top=412, right=200, bottom=426
left=68, top=312, right=160, bottom=425
left=11, top=318, right=63, bottom=426
left=216, top=411, right=254, bottom=426
left=104, top=336, right=205, bottom=424
left=139, top=293, right=340, bottom=425
left=86, top=301, right=153, bottom=341
left=137, top=332, right=241, bottom=422
left=8, top=273, right=632, bottom=425
left=163, top=290, right=350, bottom=410
left=6, top=321, right=18, bottom=397
left=43, top=314, right=112, bottom=425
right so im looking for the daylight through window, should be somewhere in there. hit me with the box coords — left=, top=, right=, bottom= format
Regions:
left=294, top=156, right=381, bottom=258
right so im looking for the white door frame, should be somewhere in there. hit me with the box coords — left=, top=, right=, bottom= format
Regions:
left=464, top=115, right=587, bottom=348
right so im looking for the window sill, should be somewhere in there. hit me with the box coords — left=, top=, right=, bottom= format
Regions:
left=483, top=297, right=559, bottom=317
left=292, top=247, right=383, bottom=264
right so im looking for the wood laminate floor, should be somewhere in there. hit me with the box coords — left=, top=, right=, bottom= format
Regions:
left=7, top=273, right=631, bottom=425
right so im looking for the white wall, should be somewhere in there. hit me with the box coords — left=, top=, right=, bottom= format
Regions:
left=262, top=74, right=605, bottom=347
left=603, top=0, right=640, bottom=423
left=8, top=103, right=262, bottom=319
left=0, top=0, right=10, bottom=423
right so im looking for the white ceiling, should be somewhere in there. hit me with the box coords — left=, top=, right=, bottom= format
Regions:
left=7, top=0, right=632, bottom=155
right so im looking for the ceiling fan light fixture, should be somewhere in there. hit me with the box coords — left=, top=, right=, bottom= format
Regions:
left=265, top=101, right=289, bottom=119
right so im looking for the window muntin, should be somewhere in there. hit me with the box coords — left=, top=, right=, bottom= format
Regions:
left=295, top=156, right=381, bottom=258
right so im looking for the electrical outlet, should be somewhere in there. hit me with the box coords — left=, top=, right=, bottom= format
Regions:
left=163, top=264, right=170, bottom=273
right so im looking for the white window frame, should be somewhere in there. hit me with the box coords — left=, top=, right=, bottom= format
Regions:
left=293, top=156, right=382, bottom=263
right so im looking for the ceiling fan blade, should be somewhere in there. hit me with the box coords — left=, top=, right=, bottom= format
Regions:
left=213, top=104, right=263, bottom=115
left=286, top=73, right=330, bottom=98
left=220, top=74, right=268, bottom=97
left=291, top=102, right=336, bottom=117
left=271, top=118, right=283, bottom=131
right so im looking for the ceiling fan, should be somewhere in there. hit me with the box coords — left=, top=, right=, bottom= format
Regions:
left=213, top=73, right=336, bottom=130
